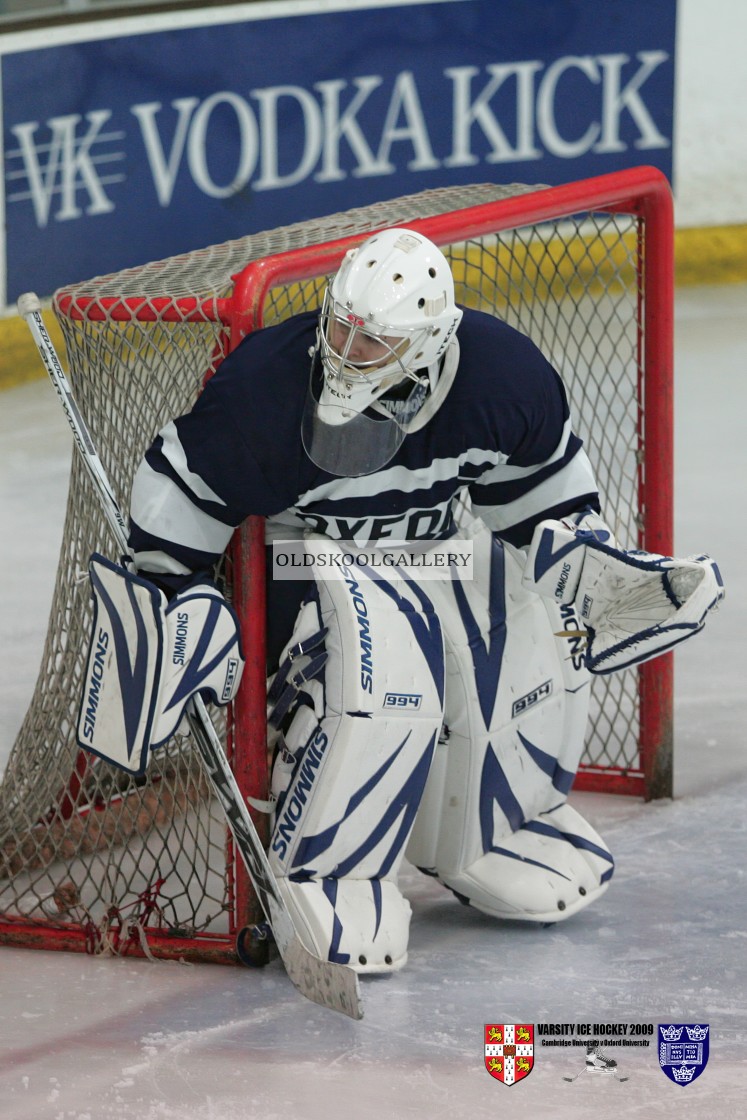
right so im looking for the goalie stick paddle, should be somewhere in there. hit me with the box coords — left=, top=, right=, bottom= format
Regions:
left=17, top=292, right=363, bottom=1021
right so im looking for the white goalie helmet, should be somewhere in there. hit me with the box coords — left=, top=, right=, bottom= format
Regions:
left=302, top=228, right=463, bottom=476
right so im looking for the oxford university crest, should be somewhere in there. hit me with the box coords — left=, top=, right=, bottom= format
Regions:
left=658, top=1023, right=709, bottom=1085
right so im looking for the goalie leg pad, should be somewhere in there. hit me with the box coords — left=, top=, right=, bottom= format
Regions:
left=268, top=538, right=445, bottom=972
left=275, top=877, right=412, bottom=974
left=407, top=524, right=608, bottom=922
left=442, top=802, right=613, bottom=923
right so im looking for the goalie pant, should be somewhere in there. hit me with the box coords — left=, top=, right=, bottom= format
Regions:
left=265, top=526, right=614, bottom=974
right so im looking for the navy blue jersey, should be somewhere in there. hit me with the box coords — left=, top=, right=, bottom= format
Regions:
left=129, top=307, right=600, bottom=579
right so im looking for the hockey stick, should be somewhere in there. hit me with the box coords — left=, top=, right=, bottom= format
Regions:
left=17, top=292, right=363, bottom=1021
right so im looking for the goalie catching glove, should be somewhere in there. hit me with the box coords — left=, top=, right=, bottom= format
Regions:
left=523, top=511, right=724, bottom=674
left=77, top=554, right=244, bottom=773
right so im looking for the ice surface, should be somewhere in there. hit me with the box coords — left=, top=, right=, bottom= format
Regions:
left=0, top=287, right=745, bottom=1119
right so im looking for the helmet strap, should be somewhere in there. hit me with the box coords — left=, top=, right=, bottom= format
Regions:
left=406, top=339, right=460, bottom=433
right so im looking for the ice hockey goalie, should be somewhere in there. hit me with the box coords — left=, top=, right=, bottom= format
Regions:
left=117, top=226, right=723, bottom=973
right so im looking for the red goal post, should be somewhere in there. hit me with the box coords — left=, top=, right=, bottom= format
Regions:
left=0, top=166, right=673, bottom=965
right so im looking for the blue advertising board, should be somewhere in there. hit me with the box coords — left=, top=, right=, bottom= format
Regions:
left=0, top=0, right=676, bottom=304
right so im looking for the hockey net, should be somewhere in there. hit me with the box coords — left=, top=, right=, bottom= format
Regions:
left=0, top=168, right=673, bottom=963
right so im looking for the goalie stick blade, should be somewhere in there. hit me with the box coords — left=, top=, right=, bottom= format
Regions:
left=282, top=936, right=363, bottom=1020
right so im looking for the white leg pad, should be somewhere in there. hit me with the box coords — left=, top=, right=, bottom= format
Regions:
left=437, top=802, right=613, bottom=923
left=267, top=538, right=445, bottom=972
left=275, top=877, right=411, bottom=973
left=407, top=523, right=612, bottom=923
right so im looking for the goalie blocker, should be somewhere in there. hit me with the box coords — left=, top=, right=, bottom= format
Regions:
left=77, top=554, right=244, bottom=773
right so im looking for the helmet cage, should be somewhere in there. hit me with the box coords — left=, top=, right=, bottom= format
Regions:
left=318, top=288, right=430, bottom=394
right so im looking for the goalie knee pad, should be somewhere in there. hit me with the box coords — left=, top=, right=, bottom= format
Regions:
left=267, top=538, right=445, bottom=972
left=406, top=523, right=608, bottom=922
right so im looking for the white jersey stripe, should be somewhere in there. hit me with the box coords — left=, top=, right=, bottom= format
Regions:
left=295, top=446, right=510, bottom=508
left=159, top=421, right=228, bottom=506
left=475, top=416, right=574, bottom=486
left=473, top=449, right=598, bottom=534
left=131, top=460, right=235, bottom=555
left=130, top=549, right=193, bottom=577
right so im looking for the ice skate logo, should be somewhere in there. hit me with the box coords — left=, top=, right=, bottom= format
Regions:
left=658, top=1024, right=709, bottom=1086
left=563, top=1043, right=629, bottom=1083
left=484, top=1024, right=533, bottom=1085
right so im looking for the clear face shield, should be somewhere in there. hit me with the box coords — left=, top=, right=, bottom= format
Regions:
left=301, top=291, right=431, bottom=477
